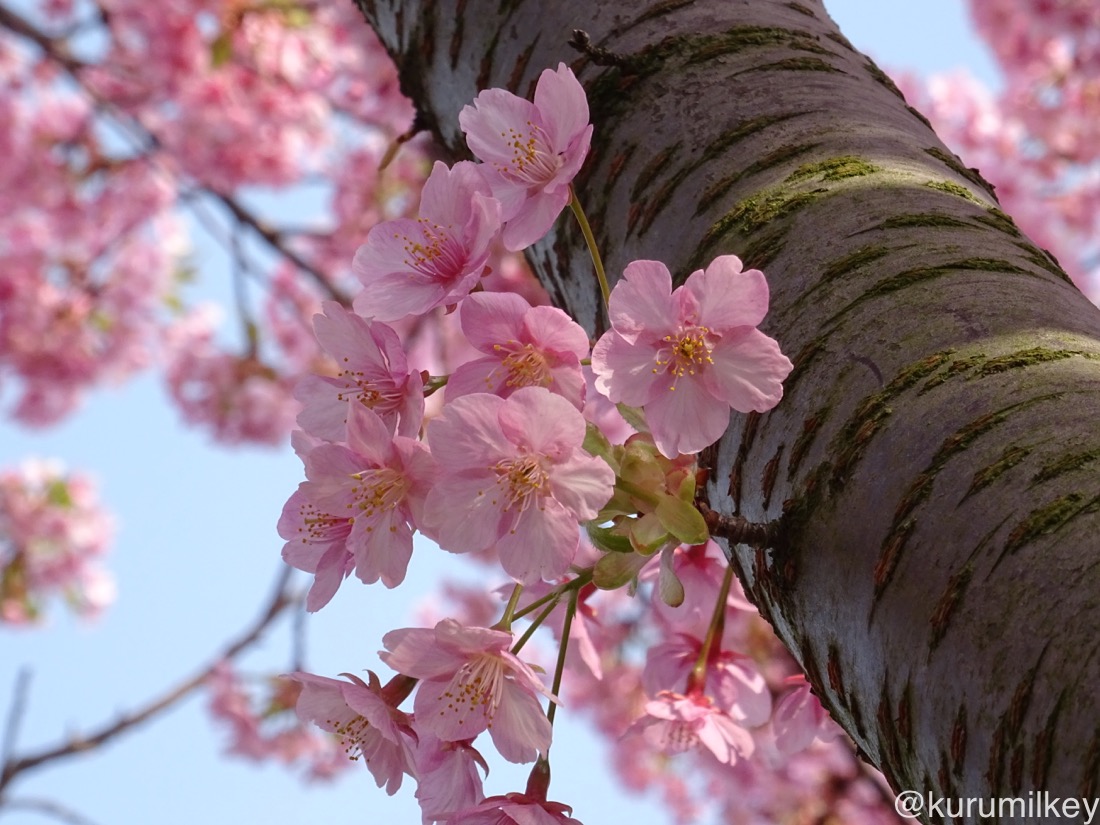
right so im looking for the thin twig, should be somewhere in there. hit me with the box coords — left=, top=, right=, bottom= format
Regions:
left=0, top=567, right=296, bottom=792
left=212, top=192, right=350, bottom=305
left=0, top=670, right=31, bottom=771
left=1, top=796, right=102, bottom=825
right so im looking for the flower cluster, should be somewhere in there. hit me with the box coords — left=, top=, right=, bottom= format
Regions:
left=280, top=64, right=809, bottom=823
left=0, top=459, right=114, bottom=624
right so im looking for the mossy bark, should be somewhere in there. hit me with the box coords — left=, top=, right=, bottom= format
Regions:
left=352, top=0, right=1100, bottom=819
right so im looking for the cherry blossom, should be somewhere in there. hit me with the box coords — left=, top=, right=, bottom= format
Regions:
left=459, top=63, right=592, bottom=251
left=289, top=671, right=417, bottom=794
left=280, top=404, right=435, bottom=600
left=380, top=618, right=554, bottom=763
left=629, top=690, right=755, bottom=766
left=446, top=291, right=588, bottom=409
left=0, top=459, right=114, bottom=624
left=295, top=301, right=424, bottom=443
left=642, top=636, right=771, bottom=728
left=353, top=161, right=502, bottom=321
left=422, top=387, right=614, bottom=584
left=206, top=662, right=348, bottom=780
left=592, top=256, right=793, bottom=458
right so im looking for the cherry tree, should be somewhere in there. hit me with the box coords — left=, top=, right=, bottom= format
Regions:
left=2, top=0, right=1098, bottom=823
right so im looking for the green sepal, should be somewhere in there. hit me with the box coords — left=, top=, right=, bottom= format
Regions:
left=629, top=512, right=670, bottom=555
left=593, top=550, right=648, bottom=590
left=654, top=493, right=709, bottom=545
left=615, top=403, right=649, bottom=433
left=658, top=557, right=685, bottom=607
left=582, top=423, right=615, bottom=466
left=586, top=522, right=634, bottom=554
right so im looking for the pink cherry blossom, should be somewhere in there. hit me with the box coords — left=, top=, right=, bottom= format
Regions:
left=289, top=671, right=417, bottom=794
left=422, top=388, right=614, bottom=584
left=0, top=459, right=114, bottom=624
left=279, top=403, right=435, bottom=602
left=353, top=161, right=502, bottom=322
left=629, top=690, right=755, bottom=766
left=642, top=635, right=771, bottom=727
left=446, top=291, right=588, bottom=408
left=591, top=256, right=792, bottom=458
left=206, top=662, right=349, bottom=781
left=459, top=63, right=593, bottom=251
left=380, top=618, right=554, bottom=763
left=295, top=301, right=424, bottom=442
left=442, top=794, right=583, bottom=825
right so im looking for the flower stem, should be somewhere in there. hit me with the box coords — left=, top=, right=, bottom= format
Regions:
left=546, top=588, right=578, bottom=727
left=495, top=584, right=525, bottom=631
left=510, top=570, right=592, bottom=622
left=511, top=598, right=559, bottom=655
left=569, top=187, right=611, bottom=307
left=687, top=562, right=734, bottom=694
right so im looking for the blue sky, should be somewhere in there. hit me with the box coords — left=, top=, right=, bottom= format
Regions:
left=0, top=3, right=999, bottom=824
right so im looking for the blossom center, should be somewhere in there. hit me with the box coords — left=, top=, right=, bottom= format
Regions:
left=397, top=219, right=467, bottom=283
left=327, top=712, right=372, bottom=761
left=335, top=368, right=405, bottom=415
left=653, top=326, right=714, bottom=389
left=498, top=121, right=562, bottom=185
left=296, top=499, right=352, bottom=544
left=495, top=341, right=552, bottom=388
left=349, top=468, right=408, bottom=520
left=437, top=653, right=505, bottom=724
left=493, top=453, right=549, bottom=512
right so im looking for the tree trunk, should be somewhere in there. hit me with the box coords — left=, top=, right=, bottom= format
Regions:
left=352, top=0, right=1100, bottom=818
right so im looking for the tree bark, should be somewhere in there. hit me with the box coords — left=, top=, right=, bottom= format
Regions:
left=352, top=0, right=1100, bottom=818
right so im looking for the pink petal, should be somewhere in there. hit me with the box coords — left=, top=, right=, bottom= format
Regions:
left=532, top=63, right=589, bottom=152
left=381, top=626, right=470, bottom=680
left=419, top=160, right=490, bottom=228
left=496, top=498, right=580, bottom=584
left=501, top=187, right=571, bottom=251
left=548, top=451, right=614, bottom=521
left=345, top=403, right=398, bottom=465
left=608, top=260, right=675, bottom=343
left=447, top=357, right=510, bottom=400
left=302, top=543, right=352, bottom=612
left=427, top=394, right=512, bottom=468
left=459, top=291, right=529, bottom=352
left=688, top=256, right=771, bottom=331
left=422, top=472, right=508, bottom=554
left=348, top=509, right=414, bottom=588
left=644, top=376, right=731, bottom=458
left=487, top=678, right=553, bottom=763
left=521, top=305, right=590, bottom=359
left=497, top=387, right=585, bottom=458
left=460, top=89, right=538, bottom=168
left=704, top=328, right=792, bottom=412
left=590, top=333, right=661, bottom=406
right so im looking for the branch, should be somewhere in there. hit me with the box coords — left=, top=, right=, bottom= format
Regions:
left=0, top=670, right=31, bottom=772
left=1, top=797, right=102, bottom=825
left=696, top=500, right=784, bottom=551
left=211, top=191, right=351, bottom=305
left=0, top=567, right=297, bottom=792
